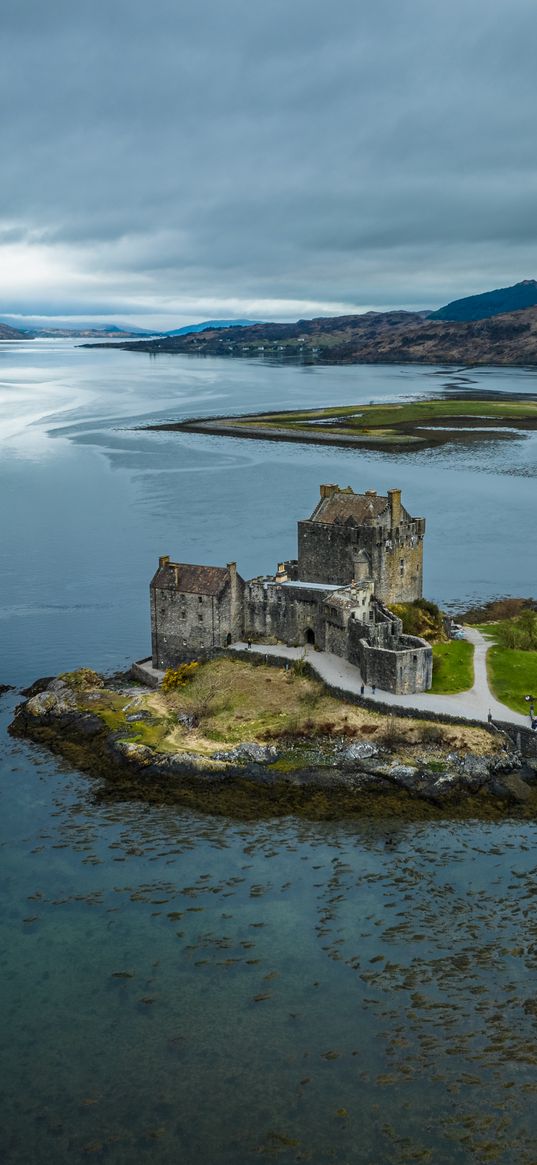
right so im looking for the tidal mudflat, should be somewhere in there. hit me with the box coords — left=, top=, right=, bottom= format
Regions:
left=148, top=393, right=537, bottom=453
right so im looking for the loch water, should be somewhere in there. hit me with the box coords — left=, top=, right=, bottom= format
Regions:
left=2, top=341, right=537, bottom=1163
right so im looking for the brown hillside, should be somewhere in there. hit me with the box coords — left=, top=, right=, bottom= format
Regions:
left=103, top=305, right=537, bottom=365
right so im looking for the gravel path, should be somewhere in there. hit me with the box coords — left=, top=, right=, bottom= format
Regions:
left=232, top=627, right=529, bottom=728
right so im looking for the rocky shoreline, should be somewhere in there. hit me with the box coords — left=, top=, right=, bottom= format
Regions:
left=9, top=673, right=537, bottom=817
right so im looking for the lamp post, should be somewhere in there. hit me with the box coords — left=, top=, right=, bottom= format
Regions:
left=525, top=695, right=535, bottom=726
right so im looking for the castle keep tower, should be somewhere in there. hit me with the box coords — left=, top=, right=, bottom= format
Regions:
left=297, top=485, right=425, bottom=604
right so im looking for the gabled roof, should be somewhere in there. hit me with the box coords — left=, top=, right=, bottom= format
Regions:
left=152, top=561, right=241, bottom=596
left=310, top=491, right=389, bottom=525
left=305, top=484, right=410, bottom=526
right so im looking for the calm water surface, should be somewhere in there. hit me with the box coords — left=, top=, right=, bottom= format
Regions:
left=2, top=341, right=537, bottom=1162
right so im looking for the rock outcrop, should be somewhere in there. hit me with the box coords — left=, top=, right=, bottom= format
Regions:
left=9, top=674, right=531, bottom=816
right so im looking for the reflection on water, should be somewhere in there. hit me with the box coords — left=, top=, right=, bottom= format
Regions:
left=1, top=343, right=537, bottom=687
left=3, top=695, right=537, bottom=1164
left=1, top=343, right=537, bottom=1162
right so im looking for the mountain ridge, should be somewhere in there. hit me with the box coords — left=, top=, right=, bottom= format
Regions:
left=429, top=278, right=537, bottom=322
left=95, top=303, right=537, bottom=366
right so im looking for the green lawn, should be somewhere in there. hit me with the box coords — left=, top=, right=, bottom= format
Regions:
left=471, top=623, right=537, bottom=715
left=485, top=646, right=537, bottom=714
left=430, top=640, right=474, bottom=694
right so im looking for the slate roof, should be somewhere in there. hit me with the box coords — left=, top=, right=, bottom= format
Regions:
left=152, top=562, right=234, bottom=595
left=310, top=492, right=390, bottom=525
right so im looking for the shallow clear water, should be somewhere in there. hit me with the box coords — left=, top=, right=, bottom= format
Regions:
left=2, top=341, right=537, bottom=1162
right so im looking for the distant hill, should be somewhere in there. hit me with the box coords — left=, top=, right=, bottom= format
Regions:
left=97, top=304, right=537, bottom=366
left=430, top=279, right=537, bottom=322
left=102, top=311, right=422, bottom=353
left=165, top=319, right=260, bottom=336
left=0, top=319, right=156, bottom=338
left=34, top=325, right=156, bottom=338
left=0, top=321, right=32, bottom=339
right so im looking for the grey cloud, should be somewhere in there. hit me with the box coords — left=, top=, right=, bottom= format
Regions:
left=2, top=0, right=537, bottom=319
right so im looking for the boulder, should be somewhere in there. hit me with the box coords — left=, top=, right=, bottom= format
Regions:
left=339, top=741, right=378, bottom=762
left=211, top=742, right=279, bottom=764
left=488, top=773, right=533, bottom=804
left=20, top=677, right=55, bottom=698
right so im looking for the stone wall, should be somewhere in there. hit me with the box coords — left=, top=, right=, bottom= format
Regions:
left=298, top=520, right=362, bottom=587
left=151, top=579, right=244, bottom=669
left=244, top=581, right=328, bottom=647
left=323, top=608, right=348, bottom=657
left=297, top=517, right=424, bottom=604
left=347, top=621, right=432, bottom=694
left=375, top=525, right=425, bottom=605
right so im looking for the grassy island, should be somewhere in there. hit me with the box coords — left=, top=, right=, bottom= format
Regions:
left=10, top=658, right=532, bottom=819
left=147, top=395, right=537, bottom=453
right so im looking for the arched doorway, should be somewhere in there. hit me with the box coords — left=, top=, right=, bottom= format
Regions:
left=305, top=627, right=315, bottom=646
left=226, top=633, right=232, bottom=646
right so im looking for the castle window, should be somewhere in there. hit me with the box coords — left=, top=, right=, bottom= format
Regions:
left=198, top=595, right=203, bottom=603
left=198, top=613, right=203, bottom=622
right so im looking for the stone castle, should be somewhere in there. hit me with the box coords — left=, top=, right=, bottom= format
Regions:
left=150, top=484, right=432, bottom=694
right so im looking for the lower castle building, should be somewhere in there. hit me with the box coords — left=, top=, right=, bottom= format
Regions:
left=150, top=484, right=433, bottom=695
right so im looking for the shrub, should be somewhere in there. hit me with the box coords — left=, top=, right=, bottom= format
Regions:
left=184, top=674, right=227, bottom=723
left=162, top=662, right=199, bottom=692
left=495, top=610, right=537, bottom=652
left=300, top=685, right=322, bottom=710
left=381, top=715, right=408, bottom=747
left=420, top=724, right=444, bottom=745
left=391, top=598, right=446, bottom=643
left=292, top=651, right=308, bottom=677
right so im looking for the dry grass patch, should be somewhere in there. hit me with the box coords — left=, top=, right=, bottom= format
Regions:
left=143, top=658, right=499, bottom=758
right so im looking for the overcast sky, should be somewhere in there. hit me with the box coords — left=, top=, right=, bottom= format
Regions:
left=2, top=0, right=537, bottom=326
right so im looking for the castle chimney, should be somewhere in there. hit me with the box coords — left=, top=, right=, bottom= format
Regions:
left=159, top=555, right=170, bottom=568
left=227, top=561, right=242, bottom=640
left=320, top=484, right=339, bottom=498
left=365, top=489, right=377, bottom=497
left=388, top=488, right=402, bottom=529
